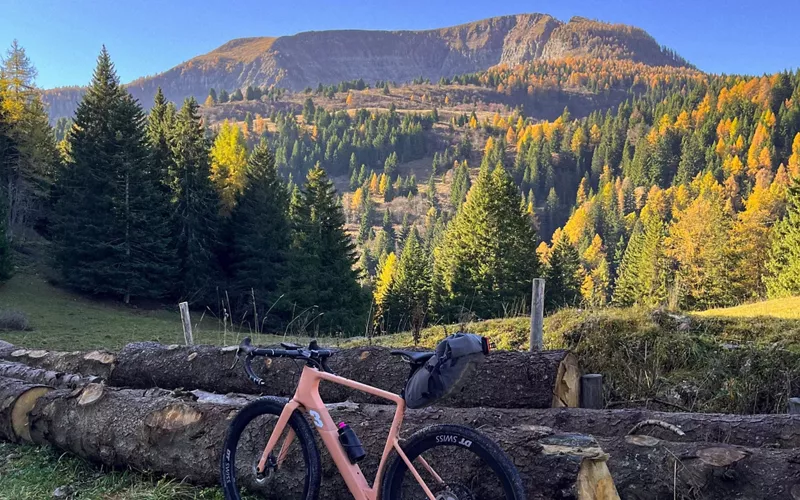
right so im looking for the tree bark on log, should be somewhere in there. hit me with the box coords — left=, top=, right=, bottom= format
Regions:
left=3, top=348, right=799, bottom=449
left=408, top=406, right=800, bottom=449
left=5, top=374, right=799, bottom=499
left=0, top=375, right=51, bottom=442
left=0, top=361, right=99, bottom=389
left=1, top=341, right=580, bottom=409
left=4, top=352, right=798, bottom=450
left=22, top=384, right=614, bottom=500
left=597, top=435, right=800, bottom=500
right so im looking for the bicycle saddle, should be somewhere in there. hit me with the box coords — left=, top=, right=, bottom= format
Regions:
left=390, top=350, right=434, bottom=365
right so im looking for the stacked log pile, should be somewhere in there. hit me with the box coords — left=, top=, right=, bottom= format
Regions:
left=0, top=341, right=581, bottom=409
left=2, top=339, right=800, bottom=498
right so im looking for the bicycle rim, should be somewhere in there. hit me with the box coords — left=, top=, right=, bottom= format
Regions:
left=382, top=425, right=525, bottom=500
left=221, top=398, right=319, bottom=500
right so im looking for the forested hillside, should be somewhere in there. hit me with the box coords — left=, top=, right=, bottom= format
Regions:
left=2, top=25, right=800, bottom=338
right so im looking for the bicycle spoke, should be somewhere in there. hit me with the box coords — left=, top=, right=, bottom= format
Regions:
left=394, top=446, right=510, bottom=500
left=235, top=413, right=309, bottom=499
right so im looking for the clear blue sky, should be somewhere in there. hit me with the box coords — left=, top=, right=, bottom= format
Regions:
left=2, top=0, right=799, bottom=89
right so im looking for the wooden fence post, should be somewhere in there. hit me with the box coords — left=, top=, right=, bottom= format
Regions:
left=530, top=278, right=545, bottom=352
left=179, top=302, right=194, bottom=346
left=789, top=397, right=800, bottom=414
left=580, top=374, right=604, bottom=409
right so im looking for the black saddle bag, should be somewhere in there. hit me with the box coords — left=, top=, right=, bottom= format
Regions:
left=404, top=333, right=488, bottom=409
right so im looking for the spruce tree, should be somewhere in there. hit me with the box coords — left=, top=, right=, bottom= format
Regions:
left=0, top=100, right=15, bottom=281
left=434, top=163, right=538, bottom=318
left=170, top=98, right=221, bottom=303
left=544, top=233, right=582, bottom=311
left=450, top=160, right=471, bottom=210
left=229, top=141, right=291, bottom=323
left=147, top=87, right=174, bottom=187
left=285, top=165, right=366, bottom=333
left=392, top=228, right=431, bottom=332
left=675, top=133, right=703, bottom=185
left=765, top=177, right=800, bottom=297
left=382, top=208, right=395, bottom=254
left=53, top=48, right=174, bottom=302
left=612, top=221, right=645, bottom=306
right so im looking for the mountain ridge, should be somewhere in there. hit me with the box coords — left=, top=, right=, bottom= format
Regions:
left=42, top=13, right=691, bottom=121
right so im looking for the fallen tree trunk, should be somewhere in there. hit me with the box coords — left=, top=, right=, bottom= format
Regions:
left=2, top=345, right=115, bottom=379
left=598, top=435, right=800, bottom=500
left=3, top=357, right=798, bottom=449
left=24, top=384, right=615, bottom=499
left=0, top=361, right=99, bottom=389
left=0, top=375, right=50, bottom=442
left=5, top=373, right=799, bottom=499
left=2, top=341, right=580, bottom=408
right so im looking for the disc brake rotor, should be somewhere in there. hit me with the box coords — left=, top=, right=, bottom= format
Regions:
left=435, top=483, right=474, bottom=500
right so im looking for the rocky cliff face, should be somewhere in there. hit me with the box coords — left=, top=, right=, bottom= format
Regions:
left=42, top=13, right=689, bottom=121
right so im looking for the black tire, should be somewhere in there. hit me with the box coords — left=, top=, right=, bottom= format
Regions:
left=220, top=396, right=321, bottom=500
left=380, top=424, right=525, bottom=500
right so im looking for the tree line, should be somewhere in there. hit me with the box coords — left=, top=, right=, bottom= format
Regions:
left=50, top=48, right=368, bottom=334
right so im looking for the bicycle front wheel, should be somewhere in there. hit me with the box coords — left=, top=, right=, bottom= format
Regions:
left=220, top=396, right=321, bottom=500
left=381, top=424, right=526, bottom=500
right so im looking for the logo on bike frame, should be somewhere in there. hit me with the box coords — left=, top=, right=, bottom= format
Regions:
left=309, top=410, right=324, bottom=428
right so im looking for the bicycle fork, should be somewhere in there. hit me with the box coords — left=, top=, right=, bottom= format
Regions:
left=256, top=404, right=445, bottom=500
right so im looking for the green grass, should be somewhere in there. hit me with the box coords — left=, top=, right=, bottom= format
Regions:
left=0, top=442, right=221, bottom=500
left=0, top=273, right=316, bottom=351
left=697, top=296, right=800, bottom=320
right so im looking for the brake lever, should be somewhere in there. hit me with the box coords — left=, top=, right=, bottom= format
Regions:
left=243, top=353, right=266, bottom=386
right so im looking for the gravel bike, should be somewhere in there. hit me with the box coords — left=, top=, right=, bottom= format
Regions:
left=220, top=338, right=526, bottom=500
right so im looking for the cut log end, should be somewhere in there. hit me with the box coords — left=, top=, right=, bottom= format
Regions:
left=553, top=352, right=581, bottom=408
left=10, top=386, right=51, bottom=442
left=78, top=384, right=106, bottom=406
left=83, top=351, right=116, bottom=365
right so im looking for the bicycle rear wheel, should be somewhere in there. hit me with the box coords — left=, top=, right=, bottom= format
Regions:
left=381, top=424, right=526, bottom=500
left=220, top=396, right=321, bottom=500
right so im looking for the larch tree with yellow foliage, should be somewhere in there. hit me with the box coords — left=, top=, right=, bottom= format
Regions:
left=210, top=121, right=248, bottom=213
left=666, top=176, right=734, bottom=308
left=373, top=252, right=397, bottom=333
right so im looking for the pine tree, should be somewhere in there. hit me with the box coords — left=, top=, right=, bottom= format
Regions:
left=285, top=165, right=366, bottom=333
left=544, top=233, right=582, bottom=311
left=170, top=98, right=221, bottom=303
left=765, top=177, right=800, bottom=297
left=229, top=141, right=291, bottom=323
left=53, top=48, right=174, bottom=302
left=434, top=163, right=538, bottom=318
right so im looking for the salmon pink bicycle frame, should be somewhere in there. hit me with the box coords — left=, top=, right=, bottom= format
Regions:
left=255, top=364, right=440, bottom=500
